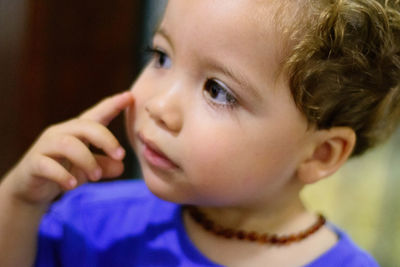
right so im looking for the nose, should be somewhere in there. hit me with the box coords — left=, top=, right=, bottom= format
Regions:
left=145, top=87, right=183, bottom=133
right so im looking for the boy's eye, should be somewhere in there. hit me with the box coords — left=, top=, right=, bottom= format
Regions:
left=155, top=50, right=171, bottom=69
left=204, top=79, right=237, bottom=107
left=146, top=46, right=172, bottom=69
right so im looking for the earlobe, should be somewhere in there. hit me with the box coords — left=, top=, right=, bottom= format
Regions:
left=297, top=127, right=356, bottom=184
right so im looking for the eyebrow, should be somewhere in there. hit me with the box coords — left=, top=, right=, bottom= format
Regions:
left=153, top=27, right=175, bottom=51
left=154, top=27, right=261, bottom=101
left=207, top=60, right=262, bottom=100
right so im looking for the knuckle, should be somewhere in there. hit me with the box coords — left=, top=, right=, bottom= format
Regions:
left=42, top=124, right=58, bottom=137
left=59, top=135, right=72, bottom=146
left=80, top=118, right=96, bottom=127
left=76, top=118, right=98, bottom=131
left=58, top=135, right=76, bottom=149
left=41, top=121, right=67, bottom=138
left=36, top=156, right=50, bottom=175
left=64, top=118, right=82, bottom=129
left=67, top=118, right=79, bottom=125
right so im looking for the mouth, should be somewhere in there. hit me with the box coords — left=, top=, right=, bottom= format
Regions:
left=138, top=133, right=179, bottom=170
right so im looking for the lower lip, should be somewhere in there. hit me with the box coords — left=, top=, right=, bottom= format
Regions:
left=142, top=144, right=178, bottom=170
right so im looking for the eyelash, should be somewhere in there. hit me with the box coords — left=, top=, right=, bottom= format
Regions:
left=204, top=79, right=238, bottom=110
left=145, top=45, right=171, bottom=69
left=145, top=45, right=239, bottom=110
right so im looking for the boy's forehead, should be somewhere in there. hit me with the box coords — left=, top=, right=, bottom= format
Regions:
left=160, top=0, right=287, bottom=80
left=163, top=0, right=280, bottom=32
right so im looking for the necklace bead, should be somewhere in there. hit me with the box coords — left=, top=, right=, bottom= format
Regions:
left=186, top=206, right=326, bottom=245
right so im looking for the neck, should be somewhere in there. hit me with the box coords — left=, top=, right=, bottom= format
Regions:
left=183, top=189, right=337, bottom=266
left=191, top=185, right=313, bottom=235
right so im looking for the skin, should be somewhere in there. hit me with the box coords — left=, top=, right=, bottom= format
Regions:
left=127, top=0, right=313, bottom=208
left=125, top=0, right=340, bottom=265
left=0, top=92, right=134, bottom=266
left=128, top=0, right=314, bottom=221
left=0, top=0, right=355, bottom=266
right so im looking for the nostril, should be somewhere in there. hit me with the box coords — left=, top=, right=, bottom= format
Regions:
left=157, top=118, right=169, bottom=129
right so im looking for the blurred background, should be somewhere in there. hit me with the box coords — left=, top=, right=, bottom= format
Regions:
left=0, top=0, right=166, bottom=180
left=302, top=130, right=400, bottom=267
left=0, top=0, right=398, bottom=266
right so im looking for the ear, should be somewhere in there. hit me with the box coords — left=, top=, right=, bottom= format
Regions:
left=297, top=127, right=356, bottom=184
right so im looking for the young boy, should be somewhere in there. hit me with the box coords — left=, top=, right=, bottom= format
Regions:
left=1, top=0, right=399, bottom=266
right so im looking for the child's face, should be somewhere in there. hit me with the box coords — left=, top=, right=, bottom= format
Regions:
left=126, top=0, right=314, bottom=207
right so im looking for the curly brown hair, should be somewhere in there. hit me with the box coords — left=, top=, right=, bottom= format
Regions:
left=278, top=0, right=400, bottom=156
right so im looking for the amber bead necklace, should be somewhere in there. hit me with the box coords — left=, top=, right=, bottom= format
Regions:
left=186, top=206, right=326, bottom=245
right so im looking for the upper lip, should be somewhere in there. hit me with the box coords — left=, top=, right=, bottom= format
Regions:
left=138, top=133, right=179, bottom=167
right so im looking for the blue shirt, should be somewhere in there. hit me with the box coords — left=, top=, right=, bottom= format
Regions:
left=35, top=180, right=379, bottom=267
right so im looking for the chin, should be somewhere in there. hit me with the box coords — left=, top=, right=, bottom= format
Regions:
left=142, top=170, right=189, bottom=204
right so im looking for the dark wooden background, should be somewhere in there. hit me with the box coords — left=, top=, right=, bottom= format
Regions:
left=0, top=0, right=146, bottom=178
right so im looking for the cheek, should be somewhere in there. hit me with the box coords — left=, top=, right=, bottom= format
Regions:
left=182, top=123, right=300, bottom=189
left=182, top=126, right=258, bottom=187
left=124, top=101, right=137, bottom=152
left=127, top=76, right=155, bottom=123
left=130, top=81, right=147, bottom=112
left=181, top=133, right=273, bottom=205
left=125, top=80, right=150, bottom=148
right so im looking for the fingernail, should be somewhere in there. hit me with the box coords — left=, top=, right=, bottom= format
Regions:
left=93, top=168, right=102, bottom=181
left=114, top=147, right=125, bottom=159
left=69, top=178, right=77, bottom=188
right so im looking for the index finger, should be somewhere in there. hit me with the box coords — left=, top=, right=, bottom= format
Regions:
left=80, top=91, right=134, bottom=126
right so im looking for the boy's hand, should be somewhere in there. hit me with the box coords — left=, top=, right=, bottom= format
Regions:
left=1, top=91, right=134, bottom=206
